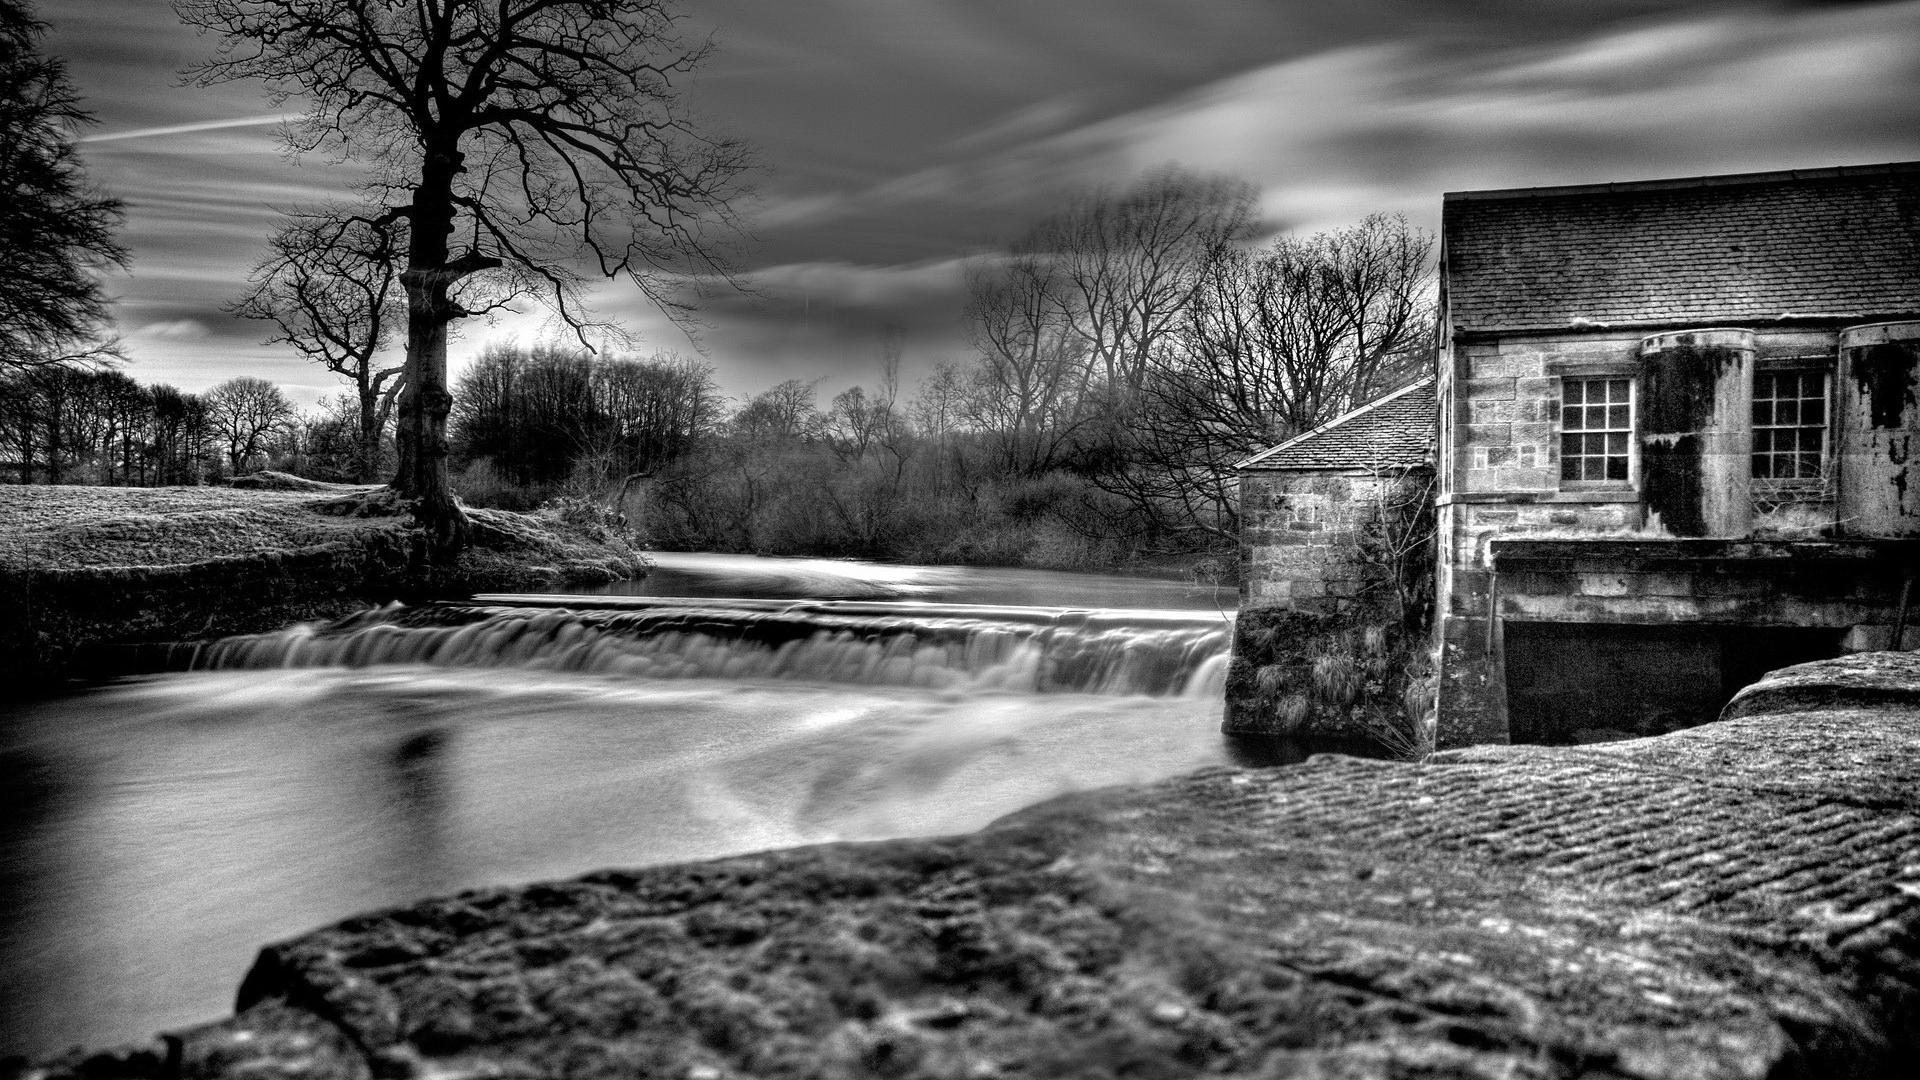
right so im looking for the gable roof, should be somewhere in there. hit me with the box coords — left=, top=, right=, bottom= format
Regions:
left=1239, top=378, right=1435, bottom=472
left=1441, top=161, right=1920, bottom=335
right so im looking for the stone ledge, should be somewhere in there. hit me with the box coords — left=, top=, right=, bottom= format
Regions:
left=20, top=652, right=1920, bottom=1079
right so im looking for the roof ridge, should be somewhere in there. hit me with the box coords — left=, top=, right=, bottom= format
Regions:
left=1443, top=160, right=1920, bottom=203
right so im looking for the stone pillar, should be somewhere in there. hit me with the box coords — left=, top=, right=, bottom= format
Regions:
left=1639, top=329, right=1755, bottom=537
left=1836, top=322, right=1920, bottom=537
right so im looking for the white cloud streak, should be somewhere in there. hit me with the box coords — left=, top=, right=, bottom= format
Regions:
left=79, top=115, right=291, bottom=144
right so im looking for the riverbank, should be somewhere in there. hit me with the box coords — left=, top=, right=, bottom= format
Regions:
left=18, top=650, right=1920, bottom=1078
left=0, top=480, right=649, bottom=691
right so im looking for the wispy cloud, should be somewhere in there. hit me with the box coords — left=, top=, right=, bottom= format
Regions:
left=80, top=115, right=289, bottom=144
left=127, top=318, right=212, bottom=341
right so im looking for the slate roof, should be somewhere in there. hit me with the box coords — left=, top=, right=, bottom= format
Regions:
left=1442, top=162, right=1920, bottom=335
left=1239, top=378, right=1435, bottom=472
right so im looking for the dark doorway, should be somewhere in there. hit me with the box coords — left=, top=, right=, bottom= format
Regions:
left=1502, top=622, right=1845, bottom=744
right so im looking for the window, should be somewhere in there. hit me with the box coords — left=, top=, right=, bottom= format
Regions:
left=1752, top=371, right=1827, bottom=481
left=1560, top=377, right=1632, bottom=483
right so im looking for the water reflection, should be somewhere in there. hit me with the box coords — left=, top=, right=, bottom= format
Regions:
left=1, top=557, right=1237, bottom=1059
left=587, top=551, right=1237, bottom=611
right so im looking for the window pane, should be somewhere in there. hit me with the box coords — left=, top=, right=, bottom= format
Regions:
left=1565, top=381, right=1586, bottom=405
left=1751, top=370, right=1828, bottom=482
left=1607, top=405, right=1629, bottom=429
left=1606, top=456, right=1628, bottom=481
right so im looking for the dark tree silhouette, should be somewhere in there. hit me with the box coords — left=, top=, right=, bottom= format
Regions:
left=177, top=0, right=751, bottom=551
left=205, top=375, right=296, bottom=475
left=233, top=210, right=406, bottom=482
left=0, top=0, right=125, bottom=370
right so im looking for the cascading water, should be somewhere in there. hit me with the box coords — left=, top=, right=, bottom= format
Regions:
left=1, top=557, right=1237, bottom=1060
left=189, top=597, right=1234, bottom=699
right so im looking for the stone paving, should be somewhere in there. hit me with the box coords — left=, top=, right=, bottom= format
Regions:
left=23, top=652, right=1920, bottom=1079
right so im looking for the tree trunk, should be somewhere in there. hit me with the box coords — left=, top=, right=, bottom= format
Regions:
left=392, top=272, right=466, bottom=551
left=357, top=383, right=382, bottom=484
left=390, top=148, right=471, bottom=554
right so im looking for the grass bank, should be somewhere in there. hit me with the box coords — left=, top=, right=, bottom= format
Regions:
left=0, top=477, right=649, bottom=691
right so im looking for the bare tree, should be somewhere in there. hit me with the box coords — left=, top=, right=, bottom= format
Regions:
left=205, top=375, right=296, bottom=475
left=232, top=210, right=405, bottom=482
left=963, top=254, right=1088, bottom=476
left=177, top=0, right=752, bottom=551
left=1092, top=213, right=1435, bottom=551
left=732, top=379, right=824, bottom=444
left=0, top=0, right=125, bottom=370
left=1019, top=168, right=1257, bottom=399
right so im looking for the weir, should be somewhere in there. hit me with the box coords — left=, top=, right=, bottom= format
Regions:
left=189, top=596, right=1236, bottom=699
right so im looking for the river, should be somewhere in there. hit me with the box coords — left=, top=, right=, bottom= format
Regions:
left=0, top=554, right=1239, bottom=1059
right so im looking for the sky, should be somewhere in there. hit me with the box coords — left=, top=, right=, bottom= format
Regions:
left=44, top=0, right=1920, bottom=409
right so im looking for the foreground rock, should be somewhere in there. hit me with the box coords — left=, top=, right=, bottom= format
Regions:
left=0, top=482, right=647, bottom=689
left=24, top=652, right=1920, bottom=1079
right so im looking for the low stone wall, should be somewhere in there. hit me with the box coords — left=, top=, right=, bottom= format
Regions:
left=27, top=651, right=1920, bottom=1079
left=0, top=496, right=648, bottom=692
left=1220, top=605, right=1432, bottom=754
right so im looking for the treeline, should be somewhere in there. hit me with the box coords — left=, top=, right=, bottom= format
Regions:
left=0, top=367, right=384, bottom=485
left=2, top=168, right=1434, bottom=575
left=448, top=169, right=1435, bottom=570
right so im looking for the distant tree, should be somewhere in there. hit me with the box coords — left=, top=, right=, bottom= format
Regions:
left=205, top=376, right=296, bottom=475
left=294, top=393, right=379, bottom=482
left=1112, top=213, right=1436, bottom=548
left=0, top=0, right=126, bottom=370
left=963, top=254, right=1088, bottom=476
left=732, top=379, right=825, bottom=444
left=232, top=211, right=405, bottom=482
left=910, top=359, right=969, bottom=441
left=148, top=383, right=213, bottom=485
left=178, top=0, right=752, bottom=553
left=1017, top=168, right=1257, bottom=398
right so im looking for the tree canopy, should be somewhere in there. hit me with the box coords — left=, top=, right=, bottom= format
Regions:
left=0, top=0, right=126, bottom=370
left=177, top=0, right=752, bottom=549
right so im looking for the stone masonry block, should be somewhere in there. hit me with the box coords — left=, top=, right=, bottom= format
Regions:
left=1633, top=572, right=1695, bottom=597
left=1491, top=467, right=1555, bottom=490
left=1470, top=399, right=1527, bottom=424
left=1465, top=423, right=1512, bottom=447
left=1509, top=421, right=1554, bottom=446
left=1576, top=572, right=1632, bottom=597
left=1465, top=377, right=1517, bottom=401
left=1471, top=351, right=1543, bottom=380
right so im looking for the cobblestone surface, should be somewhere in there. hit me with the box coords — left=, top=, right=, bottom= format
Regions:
left=23, top=652, right=1920, bottom=1079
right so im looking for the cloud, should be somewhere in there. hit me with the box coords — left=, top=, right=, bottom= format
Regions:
left=128, top=318, right=212, bottom=341
left=739, top=259, right=970, bottom=311
left=79, top=115, right=291, bottom=144
left=1051, top=0, right=1920, bottom=230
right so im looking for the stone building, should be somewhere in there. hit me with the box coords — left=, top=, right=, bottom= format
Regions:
left=1434, top=161, right=1920, bottom=747
left=1237, top=378, right=1435, bottom=616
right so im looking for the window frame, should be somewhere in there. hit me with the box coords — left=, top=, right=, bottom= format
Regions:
left=1558, top=375, right=1636, bottom=490
left=1750, top=364, right=1833, bottom=499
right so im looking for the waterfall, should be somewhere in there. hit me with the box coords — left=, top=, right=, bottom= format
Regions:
left=191, top=596, right=1236, bottom=699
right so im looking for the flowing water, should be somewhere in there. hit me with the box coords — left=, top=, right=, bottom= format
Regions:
left=0, top=554, right=1238, bottom=1059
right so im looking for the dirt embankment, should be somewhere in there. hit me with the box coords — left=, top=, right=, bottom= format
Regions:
left=0, top=480, right=649, bottom=690
left=19, top=650, right=1920, bottom=1079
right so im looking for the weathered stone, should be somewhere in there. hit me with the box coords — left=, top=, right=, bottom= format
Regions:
left=32, top=655, right=1920, bottom=1080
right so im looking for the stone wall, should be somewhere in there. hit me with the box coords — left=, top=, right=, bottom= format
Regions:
left=1433, top=323, right=1890, bottom=746
left=1238, top=467, right=1429, bottom=616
